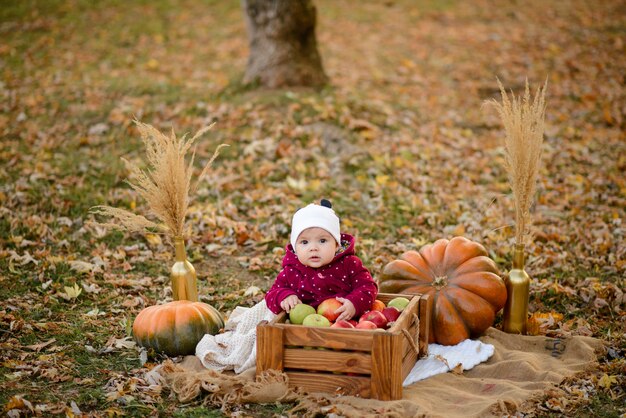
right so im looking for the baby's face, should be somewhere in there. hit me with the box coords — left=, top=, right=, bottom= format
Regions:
left=294, top=227, right=338, bottom=268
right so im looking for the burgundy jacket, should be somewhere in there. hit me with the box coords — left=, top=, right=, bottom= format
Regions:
left=265, top=233, right=378, bottom=316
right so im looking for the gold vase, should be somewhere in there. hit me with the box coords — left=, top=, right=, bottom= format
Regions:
left=502, top=243, right=530, bottom=334
left=171, top=236, right=199, bottom=302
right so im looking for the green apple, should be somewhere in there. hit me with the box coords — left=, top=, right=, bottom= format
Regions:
left=289, top=303, right=316, bottom=325
left=387, top=297, right=411, bottom=312
left=302, top=313, right=331, bottom=327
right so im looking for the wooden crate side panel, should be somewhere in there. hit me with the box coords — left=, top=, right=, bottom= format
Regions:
left=281, top=325, right=374, bottom=351
left=287, top=371, right=371, bottom=398
left=371, top=332, right=403, bottom=400
left=284, top=348, right=372, bottom=374
left=401, top=342, right=419, bottom=381
left=418, top=294, right=432, bottom=356
left=256, top=322, right=284, bottom=372
left=400, top=319, right=419, bottom=380
left=400, top=320, right=419, bottom=359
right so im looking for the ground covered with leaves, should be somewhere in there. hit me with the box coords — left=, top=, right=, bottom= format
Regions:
left=1, top=0, right=624, bottom=416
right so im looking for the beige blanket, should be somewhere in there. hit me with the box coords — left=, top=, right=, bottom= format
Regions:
left=160, top=327, right=604, bottom=417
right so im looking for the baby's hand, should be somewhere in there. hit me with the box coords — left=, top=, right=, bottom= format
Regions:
left=334, top=297, right=356, bottom=322
left=280, top=295, right=301, bottom=313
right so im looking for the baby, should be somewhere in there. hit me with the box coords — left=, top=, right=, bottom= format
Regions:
left=265, top=199, right=377, bottom=321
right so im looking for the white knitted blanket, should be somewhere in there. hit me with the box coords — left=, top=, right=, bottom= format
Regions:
left=195, top=300, right=495, bottom=382
left=196, top=300, right=276, bottom=373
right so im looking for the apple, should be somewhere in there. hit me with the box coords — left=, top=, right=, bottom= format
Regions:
left=388, top=297, right=411, bottom=312
left=302, top=313, right=331, bottom=327
left=382, top=306, right=401, bottom=323
left=317, top=298, right=343, bottom=322
left=331, top=320, right=355, bottom=329
left=355, top=320, right=378, bottom=330
left=289, top=303, right=316, bottom=325
left=347, top=319, right=358, bottom=327
left=359, top=310, right=388, bottom=328
left=370, top=299, right=386, bottom=311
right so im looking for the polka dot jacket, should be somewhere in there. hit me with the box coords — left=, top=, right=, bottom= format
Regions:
left=265, top=233, right=378, bottom=316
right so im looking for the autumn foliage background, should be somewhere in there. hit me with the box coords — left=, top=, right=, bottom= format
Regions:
left=1, top=0, right=624, bottom=416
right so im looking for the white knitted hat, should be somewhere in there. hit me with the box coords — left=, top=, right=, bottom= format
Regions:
left=290, top=199, right=341, bottom=249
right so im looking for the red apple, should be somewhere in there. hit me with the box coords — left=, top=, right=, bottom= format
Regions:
left=317, top=298, right=343, bottom=322
left=370, top=299, right=386, bottom=312
left=359, top=310, right=388, bottom=328
left=355, top=320, right=378, bottom=330
left=331, top=320, right=355, bottom=329
left=382, top=306, right=401, bottom=323
left=347, top=319, right=358, bottom=327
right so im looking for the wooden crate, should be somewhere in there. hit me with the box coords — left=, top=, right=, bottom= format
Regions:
left=256, top=293, right=431, bottom=400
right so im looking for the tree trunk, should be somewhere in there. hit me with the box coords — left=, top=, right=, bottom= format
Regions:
left=242, top=0, right=328, bottom=88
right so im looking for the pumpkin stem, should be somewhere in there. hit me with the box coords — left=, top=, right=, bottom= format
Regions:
left=432, top=275, right=448, bottom=289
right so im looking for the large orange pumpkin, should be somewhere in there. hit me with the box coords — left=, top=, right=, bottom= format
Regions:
left=132, top=300, right=224, bottom=356
left=380, top=236, right=506, bottom=345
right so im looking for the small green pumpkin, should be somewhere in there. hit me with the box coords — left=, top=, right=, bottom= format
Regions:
left=132, top=300, right=224, bottom=356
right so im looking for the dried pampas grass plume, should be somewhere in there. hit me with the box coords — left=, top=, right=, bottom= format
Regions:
left=91, top=120, right=227, bottom=240
left=489, top=79, right=547, bottom=246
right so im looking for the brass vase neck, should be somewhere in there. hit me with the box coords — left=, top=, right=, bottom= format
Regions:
left=174, top=237, right=186, bottom=261
left=512, top=244, right=525, bottom=269
left=171, top=236, right=198, bottom=302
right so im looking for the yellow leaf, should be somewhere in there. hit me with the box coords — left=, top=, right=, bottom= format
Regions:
left=307, top=179, right=321, bottom=191
left=144, top=233, right=162, bottom=246
left=402, top=59, right=416, bottom=69
left=47, top=255, right=65, bottom=264
left=360, top=129, right=378, bottom=140
left=6, top=395, right=33, bottom=411
left=8, top=259, right=17, bottom=274
left=146, top=58, right=159, bottom=70
left=375, top=175, right=389, bottom=186
left=527, top=312, right=564, bottom=335
left=411, top=237, right=429, bottom=247
left=64, top=283, right=83, bottom=300
left=453, top=224, right=466, bottom=236
left=286, top=176, right=306, bottom=191
left=598, top=373, right=618, bottom=390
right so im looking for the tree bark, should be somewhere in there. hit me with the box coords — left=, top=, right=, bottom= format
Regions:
left=242, top=0, right=328, bottom=88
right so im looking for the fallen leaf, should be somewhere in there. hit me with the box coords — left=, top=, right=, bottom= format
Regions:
left=451, top=363, right=464, bottom=375
left=24, top=338, right=56, bottom=352
left=243, top=285, right=261, bottom=297
left=598, top=373, right=618, bottom=390
left=58, top=283, right=82, bottom=301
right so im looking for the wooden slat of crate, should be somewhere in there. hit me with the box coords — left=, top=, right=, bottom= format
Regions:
left=371, top=331, right=403, bottom=400
left=284, top=347, right=372, bottom=374
left=418, top=294, right=432, bottom=355
left=286, top=371, right=371, bottom=398
left=256, top=322, right=284, bottom=371
left=280, top=324, right=374, bottom=351
left=401, top=320, right=419, bottom=377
